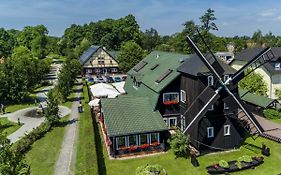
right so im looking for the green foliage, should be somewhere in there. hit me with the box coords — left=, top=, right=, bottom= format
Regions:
left=136, top=164, right=167, bottom=175
left=239, top=69, right=268, bottom=96
left=263, top=108, right=281, bottom=119
left=200, top=8, right=218, bottom=32
left=45, top=89, right=60, bottom=124
left=235, top=160, right=243, bottom=169
left=238, top=155, right=252, bottom=163
left=167, top=130, right=190, bottom=158
left=141, top=28, right=161, bottom=52
left=0, top=28, right=15, bottom=57
left=117, top=41, right=144, bottom=72
left=218, top=160, right=229, bottom=168
left=0, top=132, right=30, bottom=175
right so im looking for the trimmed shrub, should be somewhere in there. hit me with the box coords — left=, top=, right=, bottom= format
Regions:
left=263, top=108, right=281, bottom=119
left=219, top=160, right=229, bottom=168
left=136, top=164, right=167, bottom=175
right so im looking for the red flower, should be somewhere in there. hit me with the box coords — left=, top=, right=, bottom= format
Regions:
left=151, top=142, right=160, bottom=147
left=163, top=100, right=178, bottom=105
left=140, top=144, right=150, bottom=149
left=128, top=145, right=138, bottom=151
left=119, top=146, right=128, bottom=151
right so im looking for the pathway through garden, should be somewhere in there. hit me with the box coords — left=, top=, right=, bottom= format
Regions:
left=54, top=79, right=82, bottom=175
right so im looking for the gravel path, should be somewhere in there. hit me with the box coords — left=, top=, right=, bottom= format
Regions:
left=54, top=80, right=82, bottom=175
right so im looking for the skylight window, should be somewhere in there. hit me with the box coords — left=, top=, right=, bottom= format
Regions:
left=155, top=69, right=173, bottom=83
left=133, top=61, right=148, bottom=72
left=150, top=64, right=159, bottom=70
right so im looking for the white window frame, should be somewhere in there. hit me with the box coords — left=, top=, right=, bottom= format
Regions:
left=169, top=117, right=177, bottom=128
left=96, top=69, right=100, bottom=73
left=224, top=125, right=231, bottom=136
left=208, top=75, right=214, bottom=86
left=163, top=118, right=168, bottom=127
left=127, top=135, right=138, bottom=146
left=116, top=136, right=126, bottom=150
left=138, top=134, right=149, bottom=145
left=163, top=92, right=179, bottom=103
left=111, top=68, right=118, bottom=72
left=224, top=102, right=229, bottom=110
left=149, top=133, right=160, bottom=144
left=208, top=104, right=214, bottom=111
left=224, top=75, right=230, bottom=85
left=180, top=115, right=185, bottom=131
left=86, top=69, right=92, bottom=73
left=275, top=63, right=281, bottom=70
left=207, top=127, right=214, bottom=138
left=180, top=90, right=186, bottom=103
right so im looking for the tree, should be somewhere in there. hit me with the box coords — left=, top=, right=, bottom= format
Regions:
left=117, top=41, right=144, bottom=72
left=45, top=89, right=60, bottom=124
left=0, top=132, right=30, bottom=175
left=199, top=8, right=218, bottom=32
left=141, top=28, right=160, bottom=51
left=168, top=130, right=190, bottom=158
left=239, top=69, right=268, bottom=96
left=136, top=164, right=167, bottom=175
left=0, top=28, right=15, bottom=57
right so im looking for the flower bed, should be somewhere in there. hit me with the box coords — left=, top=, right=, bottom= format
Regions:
left=206, top=156, right=264, bottom=174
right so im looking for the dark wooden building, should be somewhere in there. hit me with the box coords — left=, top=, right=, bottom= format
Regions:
left=177, top=54, right=246, bottom=151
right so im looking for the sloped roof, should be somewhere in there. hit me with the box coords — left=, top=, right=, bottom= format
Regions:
left=127, top=51, right=190, bottom=92
left=233, top=47, right=281, bottom=74
left=125, top=51, right=189, bottom=109
left=177, top=54, right=236, bottom=76
left=79, top=45, right=100, bottom=65
left=239, top=88, right=278, bottom=108
left=101, top=96, right=168, bottom=137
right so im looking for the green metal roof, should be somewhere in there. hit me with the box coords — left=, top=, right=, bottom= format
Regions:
left=239, top=88, right=277, bottom=108
left=101, top=96, right=168, bottom=137
left=125, top=51, right=190, bottom=109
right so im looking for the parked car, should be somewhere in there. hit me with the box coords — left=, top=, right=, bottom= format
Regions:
left=122, top=76, right=127, bottom=81
left=87, top=77, right=94, bottom=83
left=114, top=76, right=122, bottom=82
left=97, top=76, right=106, bottom=83
left=106, top=76, right=114, bottom=83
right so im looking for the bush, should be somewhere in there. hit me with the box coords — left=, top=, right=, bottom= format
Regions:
left=12, top=121, right=51, bottom=154
left=136, top=164, right=167, bottom=175
left=168, top=130, right=190, bottom=158
left=219, top=160, right=229, bottom=168
left=263, top=108, right=281, bottom=119
left=238, top=155, right=252, bottom=163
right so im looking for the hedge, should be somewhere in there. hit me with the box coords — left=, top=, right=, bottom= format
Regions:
left=263, top=108, right=281, bottom=120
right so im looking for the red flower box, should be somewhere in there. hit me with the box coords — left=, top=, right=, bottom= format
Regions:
left=139, top=144, right=150, bottom=149
left=163, top=100, right=178, bottom=106
left=119, top=146, right=128, bottom=151
left=151, top=142, right=160, bottom=147
left=128, top=145, right=138, bottom=151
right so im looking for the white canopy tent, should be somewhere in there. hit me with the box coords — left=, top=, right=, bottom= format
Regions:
left=112, top=82, right=126, bottom=94
left=88, top=98, right=100, bottom=107
left=90, top=83, right=120, bottom=98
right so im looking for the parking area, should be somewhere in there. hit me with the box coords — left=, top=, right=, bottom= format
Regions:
left=85, top=74, right=127, bottom=84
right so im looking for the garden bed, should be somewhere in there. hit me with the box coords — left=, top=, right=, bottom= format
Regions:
left=206, top=156, right=264, bottom=174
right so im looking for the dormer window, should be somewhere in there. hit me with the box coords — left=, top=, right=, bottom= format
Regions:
left=208, top=76, right=214, bottom=86
left=275, top=63, right=280, bottom=70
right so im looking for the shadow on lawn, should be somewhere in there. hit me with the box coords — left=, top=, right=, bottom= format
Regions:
left=92, top=112, right=107, bottom=175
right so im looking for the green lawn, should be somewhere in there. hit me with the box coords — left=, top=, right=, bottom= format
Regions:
left=0, top=117, right=21, bottom=136
left=75, top=85, right=98, bottom=175
left=25, top=116, right=69, bottom=175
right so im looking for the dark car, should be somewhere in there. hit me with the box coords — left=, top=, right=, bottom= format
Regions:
left=122, top=76, right=127, bottom=81
left=106, top=76, right=114, bottom=83
left=97, top=76, right=106, bottom=83
left=114, top=76, right=122, bottom=82
left=87, top=77, right=94, bottom=83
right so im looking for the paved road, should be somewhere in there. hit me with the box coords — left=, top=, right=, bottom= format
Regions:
left=54, top=80, right=82, bottom=175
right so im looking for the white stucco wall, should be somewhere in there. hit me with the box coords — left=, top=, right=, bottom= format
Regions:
left=231, top=60, right=275, bottom=98
left=84, top=48, right=118, bottom=68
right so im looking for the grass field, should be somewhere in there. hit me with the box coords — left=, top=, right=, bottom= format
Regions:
left=0, top=117, right=21, bottom=136
left=25, top=116, right=69, bottom=175
left=75, top=85, right=99, bottom=175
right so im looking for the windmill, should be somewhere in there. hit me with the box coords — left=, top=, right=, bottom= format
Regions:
left=182, top=31, right=275, bottom=144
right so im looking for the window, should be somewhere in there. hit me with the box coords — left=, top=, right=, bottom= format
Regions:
left=224, top=75, right=230, bottom=85
left=98, top=61, right=104, bottom=65
left=208, top=104, right=214, bottom=111
left=207, top=127, right=214, bottom=138
left=116, top=137, right=126, bottom=150
left=150, top=64, right=159, bottom=70
left=95, top=69, right=100, bottom=73
left=169, top=117, right=177, bottom=128
left=224, top=102, right=229, bottom=110
left=224, top=125, right=231, bottom=136
left=150, top=133, right=160, bottom=144
left=208, top=76, right=214, bottom=86
left=163, top=118, right=168, bottom=127
left=163, top=92, right=179, bottom=103
left=128, top=135, right=137, bottom=146
left=275, top=63, right=281, bottom=70
left=139, top=134, right=148, bottom=145
left=180, top=115, right=185, bottom=131
left=180, top=90, right=186, bottom=103
left=133, top=61, right=148, bottom=72
left=110, top=60, right=113, bottom=64
left=155, top=69, right=173, bottom=83
left=111, top=68, right=118, bottom=72
left=86, top=69, right=92, bottom=73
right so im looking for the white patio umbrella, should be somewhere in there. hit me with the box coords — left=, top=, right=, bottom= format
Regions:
left=112, top=82, right=126, bottom=94
left=90, top=83, right=120, bottom=98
